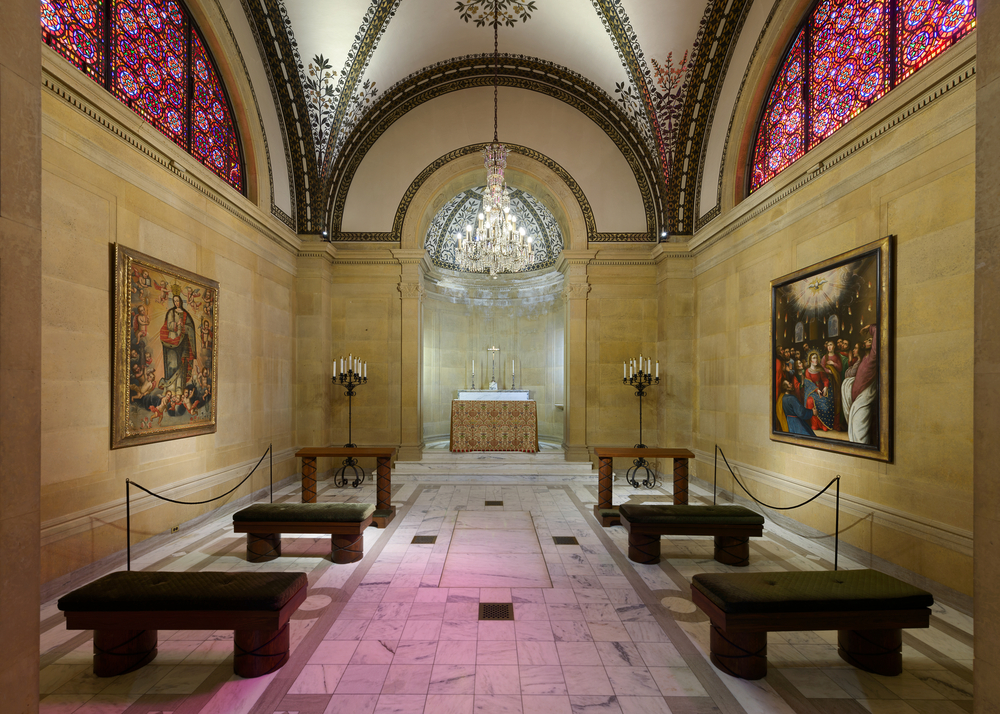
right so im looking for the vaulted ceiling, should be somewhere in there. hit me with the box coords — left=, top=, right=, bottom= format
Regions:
left=223, top=0, right=775, bottom=238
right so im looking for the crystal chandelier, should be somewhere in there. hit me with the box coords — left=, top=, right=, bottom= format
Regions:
left=455, top=2, right=534, bottom=277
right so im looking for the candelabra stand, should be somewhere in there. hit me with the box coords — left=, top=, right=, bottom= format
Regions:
left=623, top=370, right=660, bottom=488
left=332, top=368, right=368, bottom=487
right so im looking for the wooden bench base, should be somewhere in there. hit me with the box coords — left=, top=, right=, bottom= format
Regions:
left=620, top=514, right=762, bottom=566
left=235, top=516, right=373, bottom=563
left=692, top=585, right=929, bottom=680
left=65, top=585, right=307, bottom=678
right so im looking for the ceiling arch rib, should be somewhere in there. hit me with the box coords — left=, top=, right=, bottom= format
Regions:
left=323, top=54, right=662, bottom=242
left=665, top=0, right=753, bottom=236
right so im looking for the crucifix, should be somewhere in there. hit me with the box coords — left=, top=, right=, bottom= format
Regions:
left=487, top=345, right=500, bottom=390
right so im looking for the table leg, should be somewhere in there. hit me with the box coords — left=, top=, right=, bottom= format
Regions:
left=373, top=455, right=395, bottom=528
left=673, top=457, right=689, bottom=505
left=593, top=456, right=619, bottom=526
left=838, top=628, right=903, bottom=675
left=301, top=456, right=317, bottom=503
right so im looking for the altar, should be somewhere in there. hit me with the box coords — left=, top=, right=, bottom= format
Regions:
left=457, top=390, right=529, bottom=401
left=450, top=398, right=538, bottom=452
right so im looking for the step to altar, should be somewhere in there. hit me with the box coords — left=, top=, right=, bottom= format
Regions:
left=392, top=449, right=595, bottom=480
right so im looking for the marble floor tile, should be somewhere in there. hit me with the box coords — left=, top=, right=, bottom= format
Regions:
left=288, top=664, right=348, bottom=694
left=311, top=640, right=361, bottom=664
left=646, top=667, right=708, bottom=697
left=425, top=693, right=476, bottom=714
left=515, top=620, right=554, bottom=641
left=364, top=620, right=406, bottom=641
left=603, top=667, right=661, bottom=697
left=445, top=602, right=481, bottom=620
left=450, top=529, right=542, bottom=554
left=615, top=695, right=672, bottom=714
left=373, top=693, right=426, bottom=714
left=562, top=666, right=615, bottom=695
left=392, top=640, right=439, bottom=665
left=543, top=589, right=579, bottom=604
left=351, top=639, right=398, bottom=664
left=326, top=619, right=371, bottom=641
left=478, top=640, right=519, bottom=664
left=440, top=554, right=552, bottom=588
left=551, top=621, right=595, bottom=642
left=429, top=664, right=477, bottom=694
left=474, top=693, right=524, bottom=714
left=515, top=604, right=551, bottom=621
left=516, top=640, right=560, bottom=666
left=595, top=642, right=643, bottom=668
left=522, top=695, right=574, bottom=714
left=779, top=668, right=854, bottom=698
left=519, top=665, right=568, bottom=695
left=478, top=621, right=517, bottom=641
left=335, top=664, right=391, bottom=693
left=568, top=694, right=623, bottom=714
left=381, top=664, right=433, bottom=694
left=436, top=640, right=479, bottom=664
left=475, top=665, right=521, bottom=695
left=457, top=512, right=535, bottom=530
left=586, top=622, right=632, bottom=642
left=557, top=641, right=603, bottom=666
left=440, top=621, right=481, bottom=640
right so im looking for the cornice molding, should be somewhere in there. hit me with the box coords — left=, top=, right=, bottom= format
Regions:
left=41, top=59, right=299, bottom=258
left=689, top=56, right=976, bottom=269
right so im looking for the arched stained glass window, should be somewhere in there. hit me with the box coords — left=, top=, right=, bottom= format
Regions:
left=41, top=0, right=244, bottom=192
left=750, top=0, right=975, bottom=193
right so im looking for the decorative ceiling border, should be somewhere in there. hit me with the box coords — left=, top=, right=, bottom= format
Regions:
left=208, top=0, right=289, bottom=228
left=41, top=65, right=298, bottom=256
left=696, top=0, right=782, bottom=234
left=242, top=0, right=319, bottom=230
left=589, top=0, right=666, bottom=180
left=322, top=55, right=661, bottom=239
left=666, top=0, right=753, bottom=235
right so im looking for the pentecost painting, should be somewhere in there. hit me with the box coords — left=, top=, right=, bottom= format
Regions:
left=112, top=245, right=219, bottom=448
left=770, top=236, right=892, bottom=462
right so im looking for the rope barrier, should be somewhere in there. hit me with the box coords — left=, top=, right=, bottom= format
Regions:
left=126, top=444, right=272, bottom=570
left=713, top=444, right=840, bottom=570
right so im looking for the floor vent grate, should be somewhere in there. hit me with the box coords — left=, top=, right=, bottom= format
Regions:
left=552, top=536, right=579, bottom=545
left=485, top=500, right=504, bottom=506
left=411, top=535, right=437, bottom=544
left=479, top=602, right=514, bottom=620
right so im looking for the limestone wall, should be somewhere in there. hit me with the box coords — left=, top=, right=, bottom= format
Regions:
left=39, top=54, right=299, bottom=587
left=422, top=269, right=565, bottom=443
left=688, top=39, right=976, bottom=595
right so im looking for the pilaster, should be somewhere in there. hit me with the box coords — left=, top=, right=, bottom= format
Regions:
left=558, top=251, right=596, bottom=461
left=394, top=249, right=427, bottom=461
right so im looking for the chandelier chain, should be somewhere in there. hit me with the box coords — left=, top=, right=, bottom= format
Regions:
left=493, top=0, right=499, bottom=143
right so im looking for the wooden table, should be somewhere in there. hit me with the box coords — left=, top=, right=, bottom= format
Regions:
left=593, top=447, right=695, bottom=526
left=294, top=447, right=397, bottom=527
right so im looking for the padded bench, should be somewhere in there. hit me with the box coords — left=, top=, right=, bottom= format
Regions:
left=58, top=570, right=308, bottom=678
left=233, top=502, right=375, bottom=563
left=618, top=504, right=765, bottom=566
left=691, top=569, right=934, bottom=680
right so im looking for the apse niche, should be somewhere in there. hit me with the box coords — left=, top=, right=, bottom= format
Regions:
left=421, top=186, right=566, bottom=446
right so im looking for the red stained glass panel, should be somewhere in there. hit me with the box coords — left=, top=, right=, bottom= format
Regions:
left=897, top=0, right=976, bottom=81
left=809, top=0, right=889, bottom=147
left=41, top=0, right=105, bottom=82
left=191, top=32, right=242, bottom=190
left=110, top=0, right=189, bottom=148
left=750, top=30, right=806, bottom=193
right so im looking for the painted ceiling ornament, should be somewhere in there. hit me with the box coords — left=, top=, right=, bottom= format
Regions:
left=304, top=54, right=337, bottom=165
left=455, top=0, right=538, bottom=27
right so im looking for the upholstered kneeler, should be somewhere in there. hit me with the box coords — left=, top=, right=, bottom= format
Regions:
left=58, top=571, right=308, bottom=678
left=691, top=569, right=934, bottom=679
left=618, top=504, right=765, bottom=565
left=233, top=502, right=375, bottom=563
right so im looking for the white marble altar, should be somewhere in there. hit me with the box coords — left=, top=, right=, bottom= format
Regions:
left=457, top=390, right=530, bottom=400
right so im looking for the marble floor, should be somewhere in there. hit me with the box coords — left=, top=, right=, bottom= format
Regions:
left=38, top=470, right=974, bottom=714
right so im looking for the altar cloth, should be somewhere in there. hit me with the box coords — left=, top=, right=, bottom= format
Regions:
left=449, top=400, right=538, bottom=452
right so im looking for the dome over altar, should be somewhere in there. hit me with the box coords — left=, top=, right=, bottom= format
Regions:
left=424, top=186, right=564, bottom=274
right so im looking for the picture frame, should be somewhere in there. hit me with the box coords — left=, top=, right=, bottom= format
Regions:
left=112, top=245, right=219, bottom=448
left=770, top=236, right=892, bottom=462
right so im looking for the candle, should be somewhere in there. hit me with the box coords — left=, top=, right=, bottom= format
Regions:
left=656, top=361, right=659, bottom=378
left=340, top=357, right=344, bottom=375
left=623, top=361, right=626, bottom=379
left=647, top=358, right=651, bottom=375
left=364, top=362, right=367, bottom=378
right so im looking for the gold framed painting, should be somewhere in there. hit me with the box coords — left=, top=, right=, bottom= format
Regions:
left=112, top=245, right=219, bottom=448
left=770, top=236, right=893, bottom=462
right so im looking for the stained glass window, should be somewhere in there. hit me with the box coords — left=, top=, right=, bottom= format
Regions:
left=897, top=0, right=976, bottom=81
left=41, top=0, right=105, bottom=82
left=191, top=32, right=242, bottom=190
left=750, top=0, right=975, bottom=193
left=41, top=0, right=244, bottom=193
left=809, top=0, right=889, bottom=148
left=751, top=30, right=806, bottom=193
